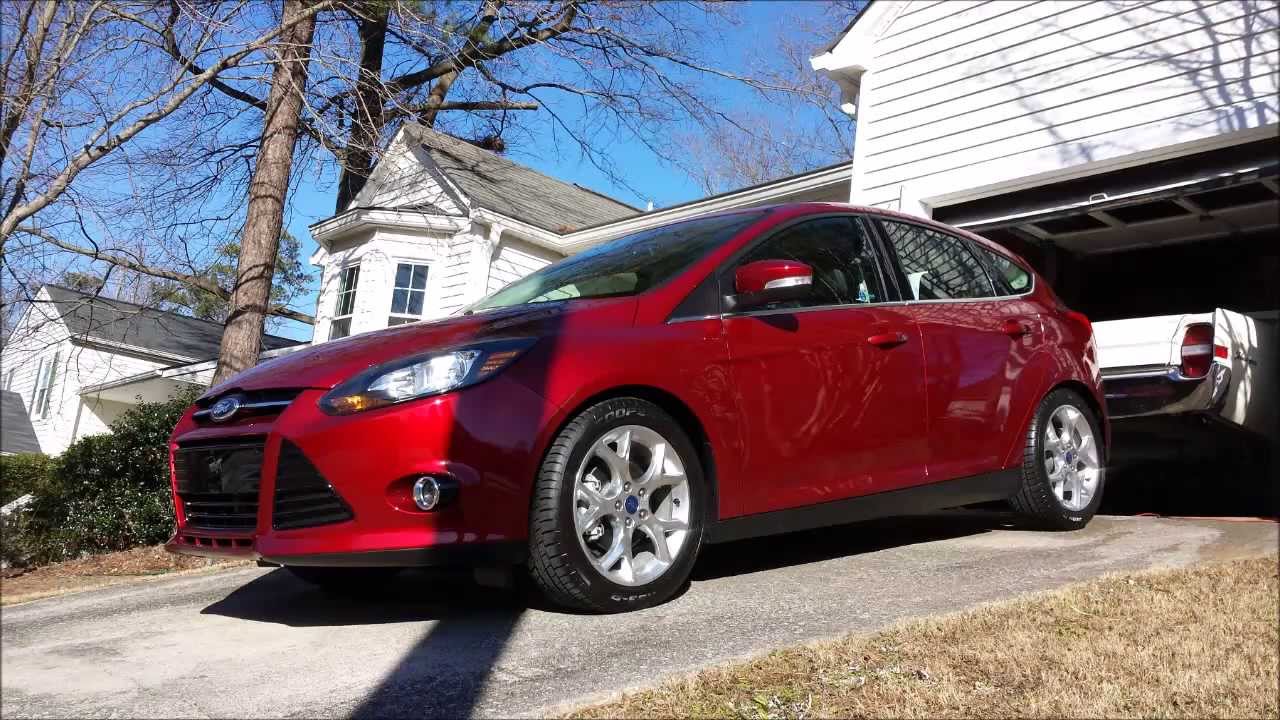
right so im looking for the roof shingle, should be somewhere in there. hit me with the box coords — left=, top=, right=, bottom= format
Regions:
left=404, top=123, right=640, bottom=233
left=42, top=286, right=299, bottom=361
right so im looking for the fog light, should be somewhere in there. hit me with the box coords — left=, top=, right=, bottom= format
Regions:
left=412, top=476, right=441, bottom=511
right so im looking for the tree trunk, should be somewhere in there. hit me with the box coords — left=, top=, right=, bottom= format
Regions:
left=212, top=0, right=316, bottom=384
left=334, top=2, right=388, bottom=212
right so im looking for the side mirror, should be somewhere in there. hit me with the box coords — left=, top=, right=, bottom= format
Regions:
left=730, top=259, right=814, bottom=311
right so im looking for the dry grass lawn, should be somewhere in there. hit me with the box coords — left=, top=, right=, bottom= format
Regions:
left=1, top=545, right=246, bottom=605
left=572, top=556, right=1280, bottom=719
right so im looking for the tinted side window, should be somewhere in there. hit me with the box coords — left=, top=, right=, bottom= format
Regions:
left=879, top=221, right=994, bottom=300
left=735, top=217, right=887, bottom=310
left=973, top=245, right=1032, bottom=295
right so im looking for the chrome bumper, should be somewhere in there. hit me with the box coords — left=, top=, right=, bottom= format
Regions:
left=1101, top=363, right=1231, bottom=420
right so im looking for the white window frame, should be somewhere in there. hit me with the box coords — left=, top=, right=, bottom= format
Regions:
left=4, top=366, right=14, bottom=390
left=31, top=351, right=59, bottom=420
left=387, top=261, right=430, bottom=327
left=329, top=264, right=361, bottom=340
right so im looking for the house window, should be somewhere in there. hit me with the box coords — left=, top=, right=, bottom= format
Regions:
left=4, top=367, right=14, bottom=390
left=31, top=351, right=59, bottom=420
left=387, top=262, right=429, bottom=326
left=329, top=265, right=361, bottom=340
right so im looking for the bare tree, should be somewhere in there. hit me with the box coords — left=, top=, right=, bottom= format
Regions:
left=214, top=0, right=317, bottom=383
left=0, top=0, right=332, bottom=333
left=678, top=2, right=861, bottom=194
left=169, top=1, right=800, bottom=211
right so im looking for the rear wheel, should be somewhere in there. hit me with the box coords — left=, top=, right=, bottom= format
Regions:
left=1010, top=388, right=1106, bottom=529
left=527, top=397, right=706, bottom=613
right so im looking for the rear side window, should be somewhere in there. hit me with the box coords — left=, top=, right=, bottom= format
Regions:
left=879, top=220, right=994, bottom=300
left=734, top=216, right=888, bottom=310
left=973, top=246, right=1032, bottom=295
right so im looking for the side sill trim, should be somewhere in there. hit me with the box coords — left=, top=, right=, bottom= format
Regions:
left=706, top=469, right=1022, bottom=545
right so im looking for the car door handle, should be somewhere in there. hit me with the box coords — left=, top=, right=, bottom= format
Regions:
left=1002, top=319, right=1034, bottom=338
left=867, top=331, right=909, bottom=348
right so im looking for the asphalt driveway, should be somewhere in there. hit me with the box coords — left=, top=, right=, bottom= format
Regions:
left=3, top=513, right=1275, bottom=718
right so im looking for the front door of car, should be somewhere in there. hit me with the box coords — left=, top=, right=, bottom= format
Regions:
left=721, top=216, right=929, bottom=517
left=873, top=219, right=1042, bottom=482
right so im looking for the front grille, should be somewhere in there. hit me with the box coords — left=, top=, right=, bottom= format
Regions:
left=175, top=442, right=265, bottom=532
left=193, top=388, right=303, bottom=425
left=272, top=440, right=354, bottom=530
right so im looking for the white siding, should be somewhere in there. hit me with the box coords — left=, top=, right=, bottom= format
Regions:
left=853, top=0, right=1279, bottom=210
left=436, top=231, right=481, bottom=316
left=0, top=290, right=170, bottom=454
left=487, top=238, right=561, bottom=294
left=311, top=228, right=470, bottom=341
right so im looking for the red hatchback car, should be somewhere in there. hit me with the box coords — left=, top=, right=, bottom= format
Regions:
left=168, top=203, right=1107, bottom=612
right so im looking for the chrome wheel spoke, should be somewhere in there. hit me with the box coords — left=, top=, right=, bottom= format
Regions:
left=595, top=439, right=632, bottom=487
left=638, top=442, right=667, bottom=485
left=595, top=527, right=626, bottom=572
left=1079, top=436, right=1100, bottom=468
left=640, top=521, right=672, bottom=564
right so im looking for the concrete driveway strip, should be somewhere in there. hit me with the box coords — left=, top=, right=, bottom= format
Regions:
left=2, top=514, right=1276, bottom=719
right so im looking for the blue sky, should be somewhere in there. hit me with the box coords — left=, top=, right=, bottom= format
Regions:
left=272, top=1, right=852, bottom=340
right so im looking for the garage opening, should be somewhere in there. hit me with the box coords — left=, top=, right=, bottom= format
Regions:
left=932, top=138, right=1280, bottom=321
left=933, top=138, right=1279, bottom=517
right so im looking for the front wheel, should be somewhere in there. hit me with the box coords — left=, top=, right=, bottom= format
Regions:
left=1009, top=388, right=1106, bottom=529
left=527, top=398, right=706, bottom=612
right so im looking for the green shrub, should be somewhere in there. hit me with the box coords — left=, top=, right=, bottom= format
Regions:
left=0, top=453, right=50, bottom=505
left=6, top=387, right=199, bottom=565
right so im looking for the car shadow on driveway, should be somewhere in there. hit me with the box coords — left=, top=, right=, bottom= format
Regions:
left=691, top=509, right=1018, bottom=581
left=198, top=508, right=1013, bottom=718
left=202, top=567, right=530, bottom=718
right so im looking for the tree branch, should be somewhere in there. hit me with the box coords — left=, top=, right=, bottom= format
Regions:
left=15, top=225, right=315, bottom=324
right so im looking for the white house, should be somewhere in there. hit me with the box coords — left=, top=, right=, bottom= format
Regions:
left=811, top=0, right=1278, bottom=318
left=304, top=122, right=850, bottom=340
left=0, top=286, right=296, bottom=455
left=8, top=1, right=1275, bottom=457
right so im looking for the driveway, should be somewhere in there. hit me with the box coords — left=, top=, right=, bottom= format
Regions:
left=3, top=513, right=1275, bottom=718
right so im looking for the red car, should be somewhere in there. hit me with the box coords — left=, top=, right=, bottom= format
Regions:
left=168, top=203, right=1107, bottom=612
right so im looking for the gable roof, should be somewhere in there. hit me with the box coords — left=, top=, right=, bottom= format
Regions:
left=819, top=0, right=875, bottom=53
left=40, top=286, right=299, bottom=361
left=402, top=123, right=640, bottom=233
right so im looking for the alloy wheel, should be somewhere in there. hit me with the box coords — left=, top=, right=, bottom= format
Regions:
left=573, top=425, right=692, bottom=586
left=1043, top=405, right=1101, bottom=512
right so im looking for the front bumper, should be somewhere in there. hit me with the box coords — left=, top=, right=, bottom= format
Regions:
left=166, top=375, right=551, bottom=567
left=1101, top=363, right=1231, bottom=420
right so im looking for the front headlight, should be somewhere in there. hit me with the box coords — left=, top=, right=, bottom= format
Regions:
left=318, top=338, right=535, bottom=415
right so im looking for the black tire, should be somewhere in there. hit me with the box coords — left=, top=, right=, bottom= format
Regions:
left=285, top=566, right=401, bottom=592
left=527, top=397, right=707, bottom=613
left=1009, top=388, right=1106, bottom=530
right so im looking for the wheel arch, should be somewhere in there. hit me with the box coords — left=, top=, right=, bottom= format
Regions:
left=545, top=384, right=721, bottom=523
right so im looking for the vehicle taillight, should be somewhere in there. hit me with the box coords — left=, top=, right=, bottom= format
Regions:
left=1180, top=323, right=1214, bottom=378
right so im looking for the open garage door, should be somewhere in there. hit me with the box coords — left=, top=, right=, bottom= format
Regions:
left=935, top=139, right=1279, bottom=517
left=933, top=138, right=1280, bottom=321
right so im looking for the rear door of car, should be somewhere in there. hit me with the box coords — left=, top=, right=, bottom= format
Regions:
left=720, top=214, right=930, bottom=516
left=870, top=217, right=1044, bottom=482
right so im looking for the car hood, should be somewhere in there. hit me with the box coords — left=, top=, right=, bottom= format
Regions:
left=202, top=304, right=570, bottom=398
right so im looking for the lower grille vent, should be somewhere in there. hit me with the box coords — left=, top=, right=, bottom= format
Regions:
left=272, top=440, right=354, bottom=530
left=175, top=442, right=264, bottom=532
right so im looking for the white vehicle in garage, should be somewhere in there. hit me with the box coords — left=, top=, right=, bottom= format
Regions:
left=1095, top=308, right=1277, bottom=440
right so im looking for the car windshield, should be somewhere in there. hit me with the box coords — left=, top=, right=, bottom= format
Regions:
left=467, top=211, right=765, bottom=312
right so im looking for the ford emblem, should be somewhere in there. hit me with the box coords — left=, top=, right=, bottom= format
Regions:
left=209, top=394, right=243, bottom=422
